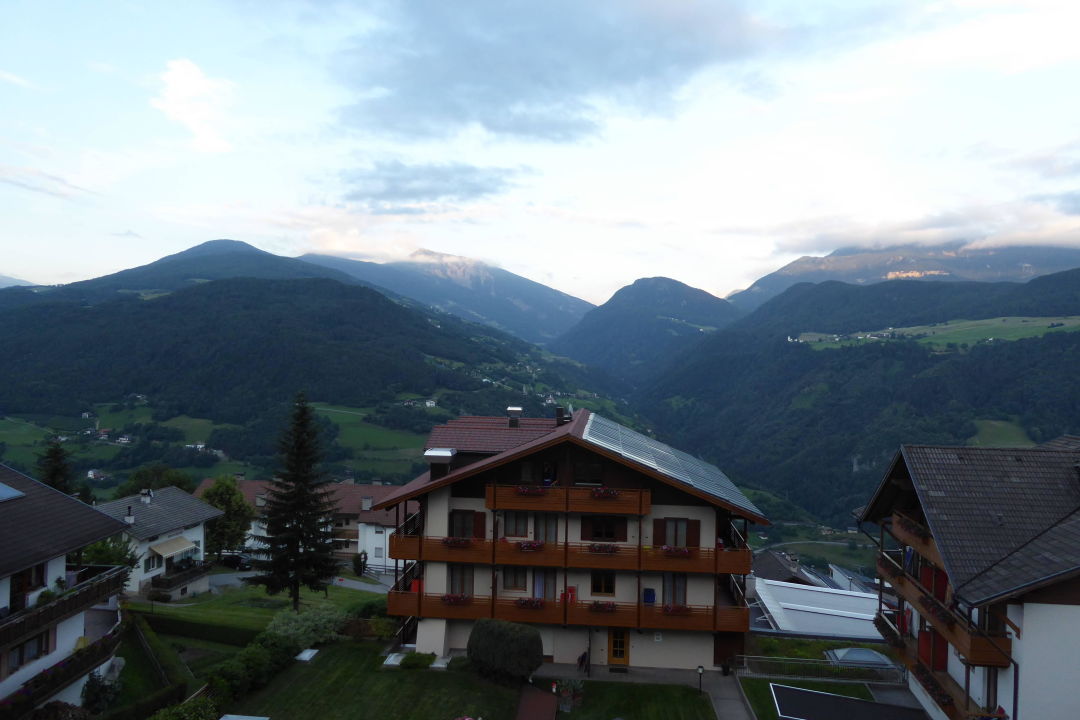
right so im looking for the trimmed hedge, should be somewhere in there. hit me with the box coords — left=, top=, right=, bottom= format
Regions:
left=140, top=614, right=260, bottom=647
left=399, top=652, right=436, bottom=670
left=466, top=619, right=542, bottom=684
left=133, top=615, right=196, bottom=693
left=146, top=697, right=217, bottom=720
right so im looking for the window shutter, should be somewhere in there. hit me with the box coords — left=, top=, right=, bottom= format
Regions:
left=653, top=519, right=666, bottom=546
left=473, top=511, right=486, bottom=539
left=448, top=512, right=455, bottom=538
left=580, top=515, right=593, bottom=541
left=616, top=518, right=627, bottom=542
left=687, top=520, right=700, bottom=547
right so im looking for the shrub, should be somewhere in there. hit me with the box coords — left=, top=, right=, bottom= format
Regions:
left=399, top=652, right=436, bottom=670
left=369, top=617, right=398, bottom=640
left=346, top=595, right=387, bottom=619
left=30, top=702, right=92, bottom=720
left=265, top=605, right=345, bottom=649
left=146, top=697, right=218, bottom=720
left=466, top=619, right=542, bottom=684
left=99, top=683, right=186, bottom=720
left=147, top=590, right=172, bottom=603
left=35, top=589, right=58, bottom=606
left=211, top=659, right=251, bottom=699
left=235, top=644, right=274, bottom=689
left=80, top=671, right=118, bottom=714
left=252, top=631, right=302, bottom=670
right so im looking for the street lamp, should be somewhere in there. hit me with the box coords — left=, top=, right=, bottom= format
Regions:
left=697, top=665, right=704, bottom=695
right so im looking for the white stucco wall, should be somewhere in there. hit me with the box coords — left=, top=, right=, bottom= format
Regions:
left=358, top=523, right=390, bottom=566
left=126, top=524, right=207, bottom=592
left=0, top=613, right=84, bottom=698
left=1015, top=603, right=1080, bottom=720
left=622, top=629, right=713, bottom=670
left=426, top=488, right=451, bottom=536
left=415, top=618, right=448, bottom=655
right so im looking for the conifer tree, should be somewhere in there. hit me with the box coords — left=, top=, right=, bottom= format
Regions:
left=249, top=393, right=338, bottom=611
left=37, top=438, right=72, bottom=494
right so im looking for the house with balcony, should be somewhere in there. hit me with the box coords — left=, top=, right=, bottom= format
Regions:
left=95, top=487, right=222, bottom=600
left=0, top=464, right=129, bottom=717
left=375, top=407, right=769, bottom=670
left=860, top=443, right=1080, bottom=720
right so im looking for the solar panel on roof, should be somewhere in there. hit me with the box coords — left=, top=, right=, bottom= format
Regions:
left=582, top=414, right=763, bottom=518
left=0, top=481, right=26, bottom=502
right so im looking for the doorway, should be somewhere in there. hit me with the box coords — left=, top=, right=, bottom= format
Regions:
left=607, top=628, right=629, bottom=665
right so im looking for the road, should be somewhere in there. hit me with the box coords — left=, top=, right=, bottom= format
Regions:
left=209, top=570, right=394, bottom=593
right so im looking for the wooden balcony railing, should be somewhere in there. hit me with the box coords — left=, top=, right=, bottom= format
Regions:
left=642, top=547, right=716, bottom=574
left=388, top=590, right=421, bottom=617
left=565, top=600, right=639, bottom=627
left=493, top=598, right=565, bottom=625
left=419, top=593, right=492, bottom=620
left=568, top=487, right=651, bottom=515
left=150, top=561, right=212, bottom=590
left=876, top=554, right=1011, bottom=667
left=389, top=533, right=420, bottom=560
left=639, top=604, right=716, bottom=631
left=891, top=511, right=944, bottom=567
left=715, top=547, right=753, bottom=574
left=420, top=537, right=494, bottom=564
left=485, top=485, right=568, bottom=512
left=566, top=543, right=641, bottom=571
left=713, top=605, right=751, bottom=632
left=494, top=541, right=565, bottom=567
left=0, top=566, right=127, bottom=648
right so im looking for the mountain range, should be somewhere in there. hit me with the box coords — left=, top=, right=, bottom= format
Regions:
left=0, top=274, right=32, bottom=288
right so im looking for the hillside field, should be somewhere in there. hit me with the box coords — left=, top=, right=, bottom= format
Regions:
left=800, top=315, right=1080, bottom=350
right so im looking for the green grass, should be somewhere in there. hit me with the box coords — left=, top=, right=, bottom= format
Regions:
left=159, top=633, right=243, bottom=676
left=113, top=630, right=166, bottom=707
left=311, top=403, right=426, bottom=475
left=125, top=584, right=378, bottom=632
left=94, top=403, right=154, bottom=429
left=969, top=419, right=1034, bottom=447
left=558, top=681, right=716, bottom=720
left=761, top=540, right=878, bottom=572
left=232, top=641, right=518, bottom=720
left=801, top=316, right=1080, bottom=351
left=0, top=416, right=49, bottom=468
left=746, top=636, right=896, bottom=662
left=740, top=678, right=873, bottom=720
left=160, top=415, right=229, bottom=443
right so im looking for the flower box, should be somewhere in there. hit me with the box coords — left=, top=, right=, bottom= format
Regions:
left=587, top=542, right=618, bottom=554
left=441, top=537, right=472, bottom=548
left=919, top=593, right=957, bottom=628
left=591, top=487, right=620, bottom=499
left=662, top=603, right=691, bottom=615
left=517, top=540, right=546, bottom=552
left=441, top=593, right=470, bottom=606
left=516, top=485, right=548, bottom=496
left=589, top=600, right=617, bottom=613
left=897, top=514, right=933, bottom=541
left=515, top=597, right=546, bottom=609
left=662, top=545, right=691, bottom=557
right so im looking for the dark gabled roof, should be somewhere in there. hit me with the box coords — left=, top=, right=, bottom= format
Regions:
left=1039, top=434, right=1080, bottom=451
left=426, top=416, right=559, bottom=454
left=96, top=486, right=223, bottom=540
left=374, top=410, right=768, bottom=523
left=862, top=445, right=1080, bottom=605
left=0, top=464, right=128, bottom=578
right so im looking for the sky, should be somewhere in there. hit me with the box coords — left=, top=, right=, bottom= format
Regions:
left=3, top=0, right=1080, bottom=304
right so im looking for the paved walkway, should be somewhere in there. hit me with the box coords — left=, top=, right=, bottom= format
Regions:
left=533, top=663, right=751, bottom=720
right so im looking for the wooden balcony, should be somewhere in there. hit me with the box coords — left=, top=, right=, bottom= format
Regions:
left=493, top=598, right=565, bottom=625
left=715, top=547, right=753, bottom=575
left=420, top=593, right=493, bottom=620
left=714, top=605, right=751, bottom=632
left=565, top=600, right=639, bottom=628
left=389, top=533, right=420, bottom=560
left=494, top=541, right=565, bottom=567
left=877, top=555, right=1011, bottom=667
left=566, top=542, right=641, bottom=571
left=485, top=485, right=568, bottom=512
left=568, top=487, right=651, bottom=515
left=891, top=511, right=944, bottom=567
left=387, top=590, right=420, bottom=617
left=421, top=537, right=494, bottom=564
left=150, top=561, right=212, bottom=590
left=639, top=604, right=715, bottom=631
left=642, top=547, right=716, bottom=574
left=0, top=565, right=127, bottom=647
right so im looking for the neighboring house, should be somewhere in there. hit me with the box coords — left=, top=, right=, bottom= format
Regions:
left=0, top=464, right=129, bottom=714
left=95, top=487, right=222, bottom=600
left=860, top=443, right=1080, bottom=720
left=752, top=548, right=840, bottom=588
left=375, top=407, right=769, bottom=670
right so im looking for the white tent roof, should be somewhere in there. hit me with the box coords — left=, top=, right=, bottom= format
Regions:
left=754, top=578, right=879, bottom=639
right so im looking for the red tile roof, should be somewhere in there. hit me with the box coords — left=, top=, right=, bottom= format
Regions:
left=426, top=415, right=559, bottom=454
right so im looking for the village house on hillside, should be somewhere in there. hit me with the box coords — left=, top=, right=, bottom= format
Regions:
left=0, top=465, right=128, bottom=714
left=375, top=406, right=768, bottom=670
left=860, top=437, right=1080, bottom=720
left=96, top=487, right=222, bottom=600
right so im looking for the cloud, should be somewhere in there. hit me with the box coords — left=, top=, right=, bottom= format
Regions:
left=0, top=165, right=92, bottom=199
left=341, top=161, right=518, bottom=208
left=1007, top=141, right=1080, bottom=179
left=333, top=0, right=764, bottom=141
left=112, top=230, right=145, bottom=239
left=0, top=70, right=34, bottom=88
left=150, top=59, right=234, bottom=152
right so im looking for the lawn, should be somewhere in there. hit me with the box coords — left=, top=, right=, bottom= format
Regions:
left=312, top=403, right=427, bottom=475
left=113, top=630, right=166, bottom=707
left=159, top=633, right=242, bottom=677
left=969, top=419, right=1034, bottom=447
left=739, top=678, right=873, bottom=720
left=558, top=681, right=716, bottom=720
left=231, top=641, right=518, bottom=720
left=746, top=635, right=896, bottom=662
left=94, top=403, right=154, bottom=429
left=0, top=416, right=50, bottom=468
left=802, top=316, right=1080, bottom=351
left=160, top=415, right=230, bottom=444
left=125, top=584, right=377, bottom=632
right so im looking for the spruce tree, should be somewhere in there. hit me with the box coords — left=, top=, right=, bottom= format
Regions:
left=249, top=393, right=338, bottom=611
left=37, top=438, right=72, bottom=494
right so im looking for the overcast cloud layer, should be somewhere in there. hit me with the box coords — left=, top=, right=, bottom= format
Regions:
left=2, top=0, right=1080, bottom=302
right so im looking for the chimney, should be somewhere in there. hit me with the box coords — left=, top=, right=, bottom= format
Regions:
left=424, top=448, right=457, bottom=479
left=555, top=406, right=568, bottom=425
left=139, top=488, right=153, bottom=504
left=507, top=406, right=523, bottom=428
left=362, top=496, right=373, bottom=511
left=124, top=505, right=135, bottom=525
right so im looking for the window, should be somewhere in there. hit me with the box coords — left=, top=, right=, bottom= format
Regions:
left=374, top=529, right=384, bottom=535
left=504, top=511, right=528, bottom=537
left=534, top=513, right=558, bottom=543
left=665, top=519, right=687, bottom=547
left=582, top=515, right=625, bottom=542
left=335, top=520, right=345, bottom=527
left=534, top=569, right=557, bottom=600
left=374, top=547, right=383, bottom=558
left=591, top=570, right=615, bottom=595
left=449, top=565, right=474, bottom=596
left=504, top=566, right=527, bottom=591
left=663, top=573, right=687, bottom=605
left=450, top=510, right=481, bottom=538
left=143, top=554, right=163, bottom=574
left=7, top=631, right=49, bottom=672
left=573, top=460, right=602, bottom=484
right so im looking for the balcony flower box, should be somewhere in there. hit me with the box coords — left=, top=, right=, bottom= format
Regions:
left=441, top=593, right=470, bottom=606
left=517, top=540, right=546, bottom=552
left=442, top=537, right=472, bottom=548
left=919, top=593, right=957, bottom=628
left=897, top=514, right=933, bottom=541
left=587, top=543, right=618, bottom=554
left=516, top=485, right=548, bottom=496
left=590, top=600, right=617, bottom=613
left=662, top=603, right=691, bottom=615
left=662, top=545, right=691, bottom=557
left=591, top=487, right=620, bottom=499
left=515, top=597, right=546, bottom=610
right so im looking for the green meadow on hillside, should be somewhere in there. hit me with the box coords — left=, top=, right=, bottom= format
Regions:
left=800, top=316, right=1080, bottom=351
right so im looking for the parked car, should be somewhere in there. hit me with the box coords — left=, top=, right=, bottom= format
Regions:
left=220, top=553, right=253, bottom=570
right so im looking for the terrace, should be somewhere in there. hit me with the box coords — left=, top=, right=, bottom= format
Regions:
left=0, top=565, right=127, bottom=648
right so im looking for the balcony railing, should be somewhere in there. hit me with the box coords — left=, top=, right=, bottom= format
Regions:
left=876, top=554, right=1011, bottom=667
left=493, top=598, right=565, bottom=625
left=565, top=599, right=639, bottom=627
left=150, top=561, right=213, bottom=590
left=568, top=487, right=651, bottom=515
left=566, top=542, right=641, bottom=570
left=389, top=533, right=421, bottom=560
left=485, top=485, right=569, bottom=512
left=639, top=603, right=715, bottom=631
left=0, top=566, right=127, bottom=648
left=494, top=541, right=565, bottom=567
left=420, top=537, right=494, bottom=564
left=891, top=511, right=944, bottom=567
left=642, top=547, right=716, bottom=574
left=419, top=593, right=492, bottom=620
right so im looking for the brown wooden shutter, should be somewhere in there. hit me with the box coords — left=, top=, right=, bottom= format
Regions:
left=653, top=518, right=666, bottom=546
left=473, top=511, right=486, bottom=539
left=615, top=518, right=627, bottom=543
left=686, top=519, right=700, bottom=547
left=580, top=515, right=593, bottom=541
left=448, top=512, right=455, bottom=538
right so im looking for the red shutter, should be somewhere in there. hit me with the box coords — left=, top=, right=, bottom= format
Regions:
left=934, top=568, right=949, bottom=602
left=473, top=511, right=486, bottom=539
left=653, top=519, right=666, bottom=546
left=686, top=520, right=700, bottom=548
left=616, top=518, right=627, bottom=542
left=580, top=516, right=593, bottom=541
